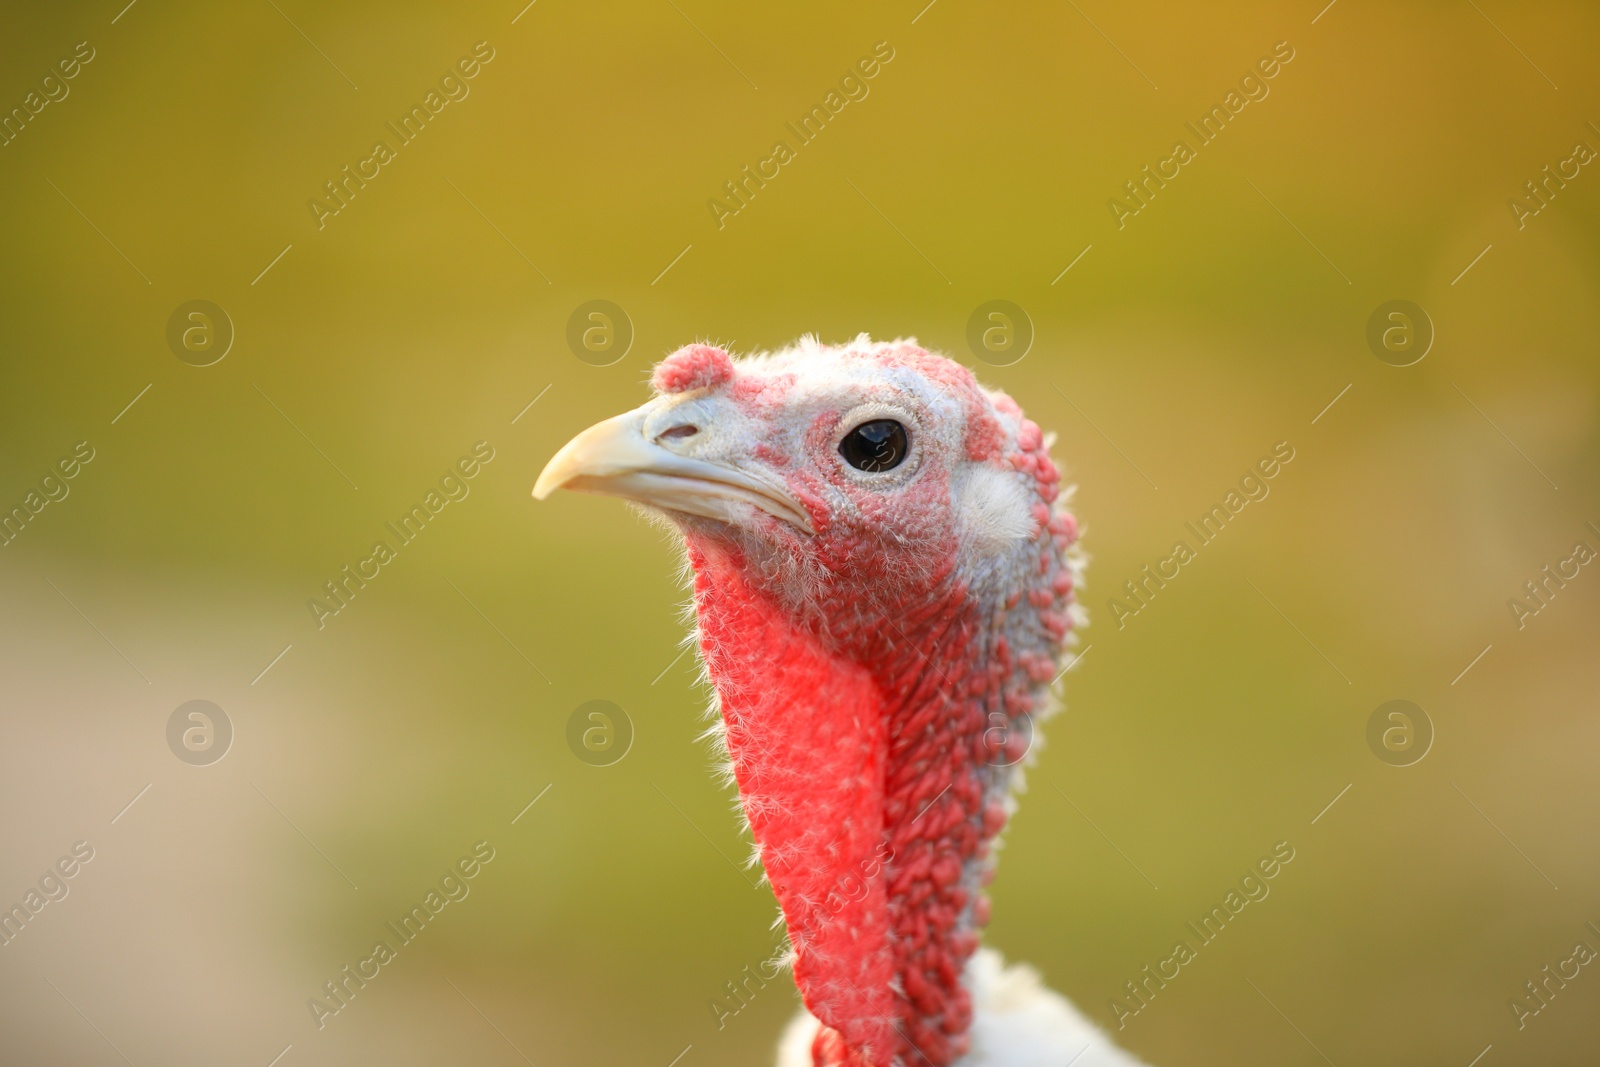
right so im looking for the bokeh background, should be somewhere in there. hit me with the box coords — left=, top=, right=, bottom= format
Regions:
left=1, top=1, right=1597, bottom=1064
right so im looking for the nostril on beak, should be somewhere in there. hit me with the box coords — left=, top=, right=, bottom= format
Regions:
left=656, top=424, right=699, bottom=444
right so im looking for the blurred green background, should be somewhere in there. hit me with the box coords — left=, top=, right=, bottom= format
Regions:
left=1, top=1, right=1597, bottom=1064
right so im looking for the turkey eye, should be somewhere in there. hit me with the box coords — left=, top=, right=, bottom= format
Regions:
left=839, top=419, right=908, bottom=472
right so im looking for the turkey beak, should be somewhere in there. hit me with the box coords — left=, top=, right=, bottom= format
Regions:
left=533, top=406, right=815, bottom=534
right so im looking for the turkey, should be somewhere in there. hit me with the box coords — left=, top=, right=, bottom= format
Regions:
left=536, top=337, right=1151, bottom=1067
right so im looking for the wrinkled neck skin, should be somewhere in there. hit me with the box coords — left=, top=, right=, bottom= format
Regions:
left=684, top=528, right=1054, bottom=1067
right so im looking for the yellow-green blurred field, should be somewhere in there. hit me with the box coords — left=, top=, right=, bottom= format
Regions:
left=1, top=1, right=1597, bottom=1064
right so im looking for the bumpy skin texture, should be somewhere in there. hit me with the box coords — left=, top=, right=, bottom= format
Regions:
left=651, top=337, right=1082, bottom=1067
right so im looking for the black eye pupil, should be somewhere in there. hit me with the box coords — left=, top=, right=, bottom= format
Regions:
left=840, top=419, right=908, bottom=472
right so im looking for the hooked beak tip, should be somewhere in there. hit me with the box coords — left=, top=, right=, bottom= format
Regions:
left=532, top=410, right=651, bottom=503
left=530, top=467, right=562, bottom=500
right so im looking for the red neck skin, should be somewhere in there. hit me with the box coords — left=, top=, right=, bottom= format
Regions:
left=687, top=538, right=1015, bottom=1067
